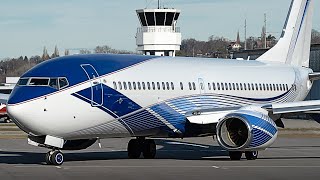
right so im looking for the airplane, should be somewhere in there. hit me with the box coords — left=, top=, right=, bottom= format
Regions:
left=0, top=87, right=13, bottom=123
left=6, top=0, right=320, bottom=166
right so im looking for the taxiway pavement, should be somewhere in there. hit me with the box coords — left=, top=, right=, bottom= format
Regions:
left=1, top=137, right=320, bottom=180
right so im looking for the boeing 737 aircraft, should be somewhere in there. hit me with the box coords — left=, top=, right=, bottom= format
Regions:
left=6, top=0, right=320, bottom=165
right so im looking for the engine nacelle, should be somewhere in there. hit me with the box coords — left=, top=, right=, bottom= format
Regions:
left=216, top=110, right=277, bottom=151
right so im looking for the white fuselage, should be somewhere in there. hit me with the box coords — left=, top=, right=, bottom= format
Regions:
left=7, top=57, right=313, bottom=140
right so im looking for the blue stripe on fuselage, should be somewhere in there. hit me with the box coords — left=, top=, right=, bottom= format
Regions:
left=73, top=84, right=142, bottom=117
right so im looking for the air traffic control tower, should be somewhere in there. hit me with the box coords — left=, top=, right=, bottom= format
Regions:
left=136, top=6, right=181, bottom=56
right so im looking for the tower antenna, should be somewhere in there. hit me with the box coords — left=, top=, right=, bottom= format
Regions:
left=158, top=0, right=160, bottom=9
left=244, top=19, right=247, bottom=50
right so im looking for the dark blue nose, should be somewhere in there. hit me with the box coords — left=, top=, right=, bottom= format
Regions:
left=8, top=86, right=56, bottom=105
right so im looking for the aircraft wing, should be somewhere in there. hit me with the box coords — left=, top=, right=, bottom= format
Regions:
left=262, top=100, right=320, bottom=114
left=186, top=99, right=320, bottom=125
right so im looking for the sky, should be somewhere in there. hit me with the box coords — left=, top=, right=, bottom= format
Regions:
left=0, top=0, right=319, bottom=59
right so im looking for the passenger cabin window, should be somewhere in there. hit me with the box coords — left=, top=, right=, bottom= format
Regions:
left=157, top=82, right=161, bottom=90
left=113, top=82, right=117, bottom=89
left=128, top=82, right=132, bottom=90
left=142, top=82, right=146, bottom=90
left=180, top=82, right=184, bottom=90
left=147, top=82, right=151, bottom=90
left=152, top=82, right=156, bottom=90
left=171, top=82, right=174, bottom=90
left=118, top=82, right=122, bottom=90
left=192, top=82, right=196, bottom=90
left=123, top=82, right=127, bottom=90
left=137, top=82, right=141, bottom=90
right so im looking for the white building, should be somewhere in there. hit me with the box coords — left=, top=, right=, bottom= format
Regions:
left=136, top=8, right=182, bottom=56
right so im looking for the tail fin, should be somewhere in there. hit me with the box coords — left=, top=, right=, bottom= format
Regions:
left=257, top=0, right=314, bottom=67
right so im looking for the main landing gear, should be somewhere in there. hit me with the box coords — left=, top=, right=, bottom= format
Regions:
left=45, top=150, right=64, bottom=165
left=229, top=151, right=258, bottom=160
left=127, top=138, right=156, bottom=159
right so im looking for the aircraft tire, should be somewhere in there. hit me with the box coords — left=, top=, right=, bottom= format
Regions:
left=128, top=139, right=141, bottom=159
left=50, top=151, right=64, bottom=166
left=245, top=151, right=258, bottom=160
left=142, top=139, right=156, bottom=159
left=229, top=151, right=242, bottom=160
left=45, top=152, right=52, bottom=165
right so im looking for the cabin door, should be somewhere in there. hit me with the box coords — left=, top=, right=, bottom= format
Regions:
left=81, top=64, right=103, bottom=107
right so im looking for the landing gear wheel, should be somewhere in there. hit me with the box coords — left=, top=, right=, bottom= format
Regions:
left=229, top=151, right=242, bottom=160
left=142, top=139, right=156, bottom=159
left=45, top=152, right=52, bottom=165
left=245, top=151, right=258, bottom=160
left=50, top=151, right=64, bottom=166
left=128, top=139, right=141, bottom=159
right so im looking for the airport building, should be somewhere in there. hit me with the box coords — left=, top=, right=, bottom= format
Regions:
left=135, top=7, right=182, bottom=56
left=231, top=44, right=320, bottom=100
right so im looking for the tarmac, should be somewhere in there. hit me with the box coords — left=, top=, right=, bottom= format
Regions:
left=1, top=119, right=320, bottom=179
left=1, top=136, right=320, bottom=180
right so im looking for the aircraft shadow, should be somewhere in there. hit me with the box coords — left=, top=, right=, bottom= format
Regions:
left=1, top=139, right=320, bottom=165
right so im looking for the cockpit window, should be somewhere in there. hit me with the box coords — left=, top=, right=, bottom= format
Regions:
left=59, top=78, right=69, bottom=89
left=17, top=77, right=69, bottom=90
left=29, top=78, right=50, bottom=86
left=18, top=78, right=29, bottom=86
left=49, top=78, right=58, bottom=89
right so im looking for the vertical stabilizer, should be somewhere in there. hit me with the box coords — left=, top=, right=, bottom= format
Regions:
left=257, top=0, right=314, bottom=67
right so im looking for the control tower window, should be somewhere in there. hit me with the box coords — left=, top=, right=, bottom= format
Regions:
left=145, top=12, right=155, bottom=26
left=138, top=13, right=147, bottom=26
left=165, top=12, right=175, bottom=26
left=174, top=13, right=180, bottom=21
left=155, top=12, right=165, bottom=25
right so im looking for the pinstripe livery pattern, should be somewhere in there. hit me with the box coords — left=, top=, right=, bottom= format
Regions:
left=66, top=84, right=298, bottom=139
left=236, top=112, right=277, bottom=148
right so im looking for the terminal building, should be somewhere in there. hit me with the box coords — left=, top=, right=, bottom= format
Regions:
left=135, top=7, right=182, bottom=56
left=231, top=44, right=320, bottom=100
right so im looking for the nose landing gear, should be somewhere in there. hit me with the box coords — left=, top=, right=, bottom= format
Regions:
left=127, top=138, right=156, bottom=159
left=45, top=150, right=64, bottom=165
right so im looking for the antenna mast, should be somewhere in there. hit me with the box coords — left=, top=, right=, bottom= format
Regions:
left=264, top=13, right=267, bottom=49
left=158, top=0, right=160, bottom=9
left=244, top=19, right=247, bottom=50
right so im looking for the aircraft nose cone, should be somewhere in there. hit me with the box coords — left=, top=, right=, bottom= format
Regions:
left=6, top=104, right=32, bottom=134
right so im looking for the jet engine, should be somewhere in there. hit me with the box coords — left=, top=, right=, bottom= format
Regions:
left=216, top=110, right=278, bottom=151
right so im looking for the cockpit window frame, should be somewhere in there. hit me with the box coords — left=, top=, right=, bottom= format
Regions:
left=28, top=77, right=50, bottom=86
left=17, top=78, right=30, bottom=86
left=17, top=77, right=69, bottom=90
left=58, top=77, right=69, bottom=90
